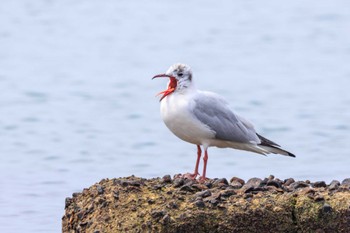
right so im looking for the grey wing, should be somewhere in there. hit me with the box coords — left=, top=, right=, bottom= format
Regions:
left=191, top=92, right=260, bottom=144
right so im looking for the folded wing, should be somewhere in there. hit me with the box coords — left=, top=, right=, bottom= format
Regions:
left=191, top=92, right=260, bottom=144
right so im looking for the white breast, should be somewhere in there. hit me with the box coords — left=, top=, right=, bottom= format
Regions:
left=160, top=91, right=215, bottom=146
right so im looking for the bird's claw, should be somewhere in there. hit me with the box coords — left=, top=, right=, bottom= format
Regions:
left=182, top=172, right=199, bottom=180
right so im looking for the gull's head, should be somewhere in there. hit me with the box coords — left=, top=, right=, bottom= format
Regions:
left=152, top=63, right=193, bottom=101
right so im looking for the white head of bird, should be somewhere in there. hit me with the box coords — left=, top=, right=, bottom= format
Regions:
left=152, top=63, right=194, bottom=101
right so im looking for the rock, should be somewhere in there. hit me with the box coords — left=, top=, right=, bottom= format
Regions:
left=173, top=178, right=184, bottom=188
left=341, top=178, right=350, bottom=186
left=191, top=183, right=208, bottom=191
left=166, top=201, right=178, bottom=209
left=219, top=189, right=236, bottom=198
left=63, top=176, right=350, bottom=233
left=147, top=198, right=155, bottom=205
left=212, top=178, right=229, bottom=187
left=230, top=181, right=243, bottom=189
left=275, top=178, right=283, bottom=184
left=195, top=190, right=211, bottom=198
left=246, top=177, right=263, bottom=188
left=183, top=179, right=196, bottom=186
left=162, top=175, right=172, bottom=183
left=261, top=178, right=269, bottom=186
left=113, top=190, right=119, bottom=200
left=312, top=181, right=327, bottom=188
left=151, top=210, right=166, bottom=219
left=115, top=179, right=142, bottom=187
left=241, top=177, right=264, bottom=193
left=284, top=178, right=295, bottom=186
left=153, top=184, right=165, bottom=190
left=179, top=185, right=194, bottom=192
left=329, top=180, right=340, bottom=190
left=204, top=181, right=212, bottom=189
left=229, top=177, right=244, bottom=189
left=290, top=181, right=309, bottom=190
left=321, top=203, right=333, bottom=214
left=203, top=193, right=221, bottom=206
left=267, top=180, right=282, bottom=188
left=314, top=194, right=325, bottom=202
left=230, top=177, right=245, bottom=185
left=65, top=197, right=73, bottom=209
left=96, top=185, right=104, bottom=195
left=206, top=197, right=219, bottom=206
left=194, top=200, right=205, bottom=208
left=266, top=185, right=284, bottom=194
left=72, top=192, right=80, bottom=198
left=161, top=214, right=171, bottom=225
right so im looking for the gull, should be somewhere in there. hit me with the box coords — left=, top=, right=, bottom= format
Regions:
left=152, top=63, right=295, bottom=181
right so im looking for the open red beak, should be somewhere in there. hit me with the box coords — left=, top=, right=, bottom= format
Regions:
left=152, top=74, right=177, bottom=101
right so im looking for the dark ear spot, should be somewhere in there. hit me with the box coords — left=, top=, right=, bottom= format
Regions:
left=188, top=73, right=192, bottom=81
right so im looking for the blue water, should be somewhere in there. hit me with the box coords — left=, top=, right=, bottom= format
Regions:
left=1, top=0, right=350, bottom=232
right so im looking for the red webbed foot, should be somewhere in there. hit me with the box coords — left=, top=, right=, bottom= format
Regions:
left=182, top=172, right=199, bottom=180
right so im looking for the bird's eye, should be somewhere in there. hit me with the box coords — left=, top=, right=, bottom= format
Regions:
left=178, top=72, right=183, bottom=77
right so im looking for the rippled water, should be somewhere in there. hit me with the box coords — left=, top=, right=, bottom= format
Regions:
left=1, top=0, right=350, bottom=232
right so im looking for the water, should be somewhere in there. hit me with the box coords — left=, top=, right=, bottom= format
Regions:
left=1, top=0, right=350, bottom=232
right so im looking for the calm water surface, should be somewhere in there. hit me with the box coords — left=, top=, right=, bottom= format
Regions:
left=1, top=0, right=350, bottom=232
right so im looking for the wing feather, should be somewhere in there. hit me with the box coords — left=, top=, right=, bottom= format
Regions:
left=191, top=92, right=260, bottom=144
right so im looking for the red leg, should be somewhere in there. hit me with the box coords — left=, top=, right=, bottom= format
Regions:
left=199, top=149, right=208, bottom=182
left=183, top=145, right=201, bottom=179
left=193, top=145, right=202, bottom=176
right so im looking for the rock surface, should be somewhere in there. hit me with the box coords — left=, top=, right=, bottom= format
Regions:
left=62, top=175, right=350, bottom=233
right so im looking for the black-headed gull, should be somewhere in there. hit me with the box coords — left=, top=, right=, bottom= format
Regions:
left=153, top=63, right=295, bottom=181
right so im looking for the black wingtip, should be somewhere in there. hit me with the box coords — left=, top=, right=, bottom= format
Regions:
left=256, top=133, right=280, bottom=147
left=257, top=133, right=295, bottom=157
left=275, top=146, right=296, bottom=158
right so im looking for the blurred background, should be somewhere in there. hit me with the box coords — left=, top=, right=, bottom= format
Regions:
left=1, top=0, right=350, bottom=232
